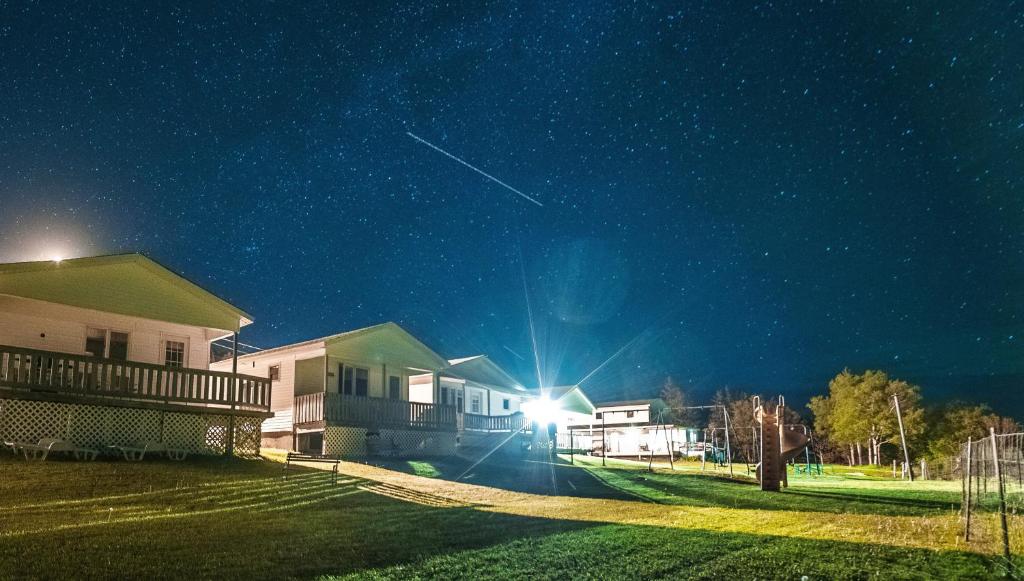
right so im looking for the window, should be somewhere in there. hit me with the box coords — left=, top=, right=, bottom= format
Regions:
left=354, top=368, right=368, bottom=396
left=503, top=398, right=510, bottom=410
left=626, top=410, right=635, bottom=419
left=456, top=393, right=464, bottom=413
left=341, top=365, right=353, bottom=395
left=164, top=341, right=185, bottom=368
left=340, top=365, right=369, bottom=396
left=85, top=328, right=106, bottom=358
left=86, top=328, right=130, bottom=360
left=595, top=412, right=603, bottom=420
left=109, top=332, right=129, bottom=361
left=470, top=392, right=482, bottom=414
left=388, top=376, right=401, bottom=399
left=269, top=365, right=281, bottom=381
left=440, top=386, right=449, bottom=405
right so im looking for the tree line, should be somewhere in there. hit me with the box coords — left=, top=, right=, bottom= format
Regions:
left=658, top=370, right=1020, bottom=466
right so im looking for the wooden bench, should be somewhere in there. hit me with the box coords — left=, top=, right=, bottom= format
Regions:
left=283, top=452, right=341, bottom=484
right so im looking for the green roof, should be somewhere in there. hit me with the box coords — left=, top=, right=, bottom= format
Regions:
left=232, top=322, right=450, bottom=372
left=530, top=385, right=595, bottom=415
left=443, top=355, right=527, bottom=395
left=0, top=253, right=252, bottom=333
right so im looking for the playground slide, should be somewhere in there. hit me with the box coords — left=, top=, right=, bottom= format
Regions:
left=780, top=429, right=809, bottom=464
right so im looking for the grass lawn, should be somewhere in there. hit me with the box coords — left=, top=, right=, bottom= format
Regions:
left=0, top=450, right=1019, bottom=580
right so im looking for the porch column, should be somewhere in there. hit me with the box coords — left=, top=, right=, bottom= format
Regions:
left=225, top=331, right=238, bottom=457
left=432, top=371, right=440, bottom=405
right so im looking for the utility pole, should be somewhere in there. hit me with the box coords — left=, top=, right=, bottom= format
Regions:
left=893, top=394, right=913, bottom=482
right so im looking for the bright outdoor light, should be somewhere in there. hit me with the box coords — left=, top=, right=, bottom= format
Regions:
left=522, top=395, right=560, bottom=425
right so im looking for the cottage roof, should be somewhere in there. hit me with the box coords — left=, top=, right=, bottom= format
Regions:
left=0, top=253, right=252, bottom=333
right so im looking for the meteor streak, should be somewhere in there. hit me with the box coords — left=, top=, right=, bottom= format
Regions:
left=406, top=131, right=544, bottom=207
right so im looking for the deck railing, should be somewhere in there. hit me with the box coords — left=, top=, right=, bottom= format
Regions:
left=463, top=412, right=528, bottom=433
left=0, top=344, right=271, bottom=412
left=294, top=392, right=457, bottom=431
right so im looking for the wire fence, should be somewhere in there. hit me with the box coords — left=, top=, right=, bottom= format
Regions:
left=962, top=430, right=1022, bottom=577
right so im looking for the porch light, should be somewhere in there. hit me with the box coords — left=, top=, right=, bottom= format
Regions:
left=523, top=395, right=560, bottom=425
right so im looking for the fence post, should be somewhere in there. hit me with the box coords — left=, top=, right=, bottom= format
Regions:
left=989, top=427, right=1012, bottom=576
left=964, top=436, right=973, bottom=542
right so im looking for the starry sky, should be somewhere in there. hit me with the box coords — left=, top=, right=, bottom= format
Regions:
left=1, top=2, right=1021, bottom=415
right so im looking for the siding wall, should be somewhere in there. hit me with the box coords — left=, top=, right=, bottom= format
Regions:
left=0, top=295, right=214, bottom=369
left=324, top=355, right=409, bottom=401
left=211, top=349, right=322, bottom=434
left=594, top=406, right=652, bottom=425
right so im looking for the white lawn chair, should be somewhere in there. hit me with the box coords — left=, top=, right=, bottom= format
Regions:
left=16, top=438, right=98, bottom=461
left=108, top=441, right=188, bottom=461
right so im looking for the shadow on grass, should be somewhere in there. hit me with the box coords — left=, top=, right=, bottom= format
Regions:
left=0, top=453, right=1009, bottom=580
left=580, top=466, right=961, bottom=517
left=365, top=451, right=633, bottom=500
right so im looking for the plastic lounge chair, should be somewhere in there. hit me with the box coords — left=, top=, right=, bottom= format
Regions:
left=109, top=441, right=188, bottom=461
left=17, top=438, right=98, bottom=461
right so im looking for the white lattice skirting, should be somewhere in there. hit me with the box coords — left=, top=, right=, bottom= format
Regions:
left=324, top=426, right=456, bottom=458
left=0, top=398, right=262, bottom=456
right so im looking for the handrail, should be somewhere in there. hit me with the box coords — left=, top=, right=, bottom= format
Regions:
left=463, top=412, right=527, bottom=432
left=294, top=392, right=457, bottom=431
left=0, top=344, right=271, bottom=412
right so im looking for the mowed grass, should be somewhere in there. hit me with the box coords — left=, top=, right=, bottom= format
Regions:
left=0, top=451, right=1019, bottom=580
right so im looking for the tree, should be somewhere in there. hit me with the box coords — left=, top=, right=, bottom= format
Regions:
left=810, top=369, right=925, bottom=466
left=926, top=403, right=1022, bottom=460
left=659, top=376, right=688, bottom=424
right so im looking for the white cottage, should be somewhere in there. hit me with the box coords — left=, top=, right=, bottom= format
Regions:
left=0, top=253, right=271, bottom=455
left=410, top=355, right=533, bottom=432
left=210, top=322, right=457, bottom=456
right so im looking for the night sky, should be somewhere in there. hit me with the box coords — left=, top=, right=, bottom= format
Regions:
left=1, top=3, right=1021, bottom=414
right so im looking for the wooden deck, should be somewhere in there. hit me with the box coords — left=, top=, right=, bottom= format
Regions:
left=294, top=392, right=457, bottom=432
left=0, top=344, right=271, bottom=414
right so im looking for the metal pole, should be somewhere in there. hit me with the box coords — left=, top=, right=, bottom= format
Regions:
left=723, top=406, right=733, bottom=477
left=701, top=428, right=706, bottom=471
left=989, top=427, right=1012, bottom=575
left=893, top=394, right=913, bottom=482
left=601, top=412, right=606, bottom=467
left=804, top=426, right=811, bottom=475
left=964, top=436, right=973, bottom=542
left=225, top=331, right=238, bottom=457
left=569, top=428, right=574, bottom=465
left=648, top=418, right=659, bottom=472
left=664, top=411, right=675, bottom=471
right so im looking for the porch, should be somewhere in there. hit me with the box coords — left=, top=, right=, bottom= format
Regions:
left=294, top=392, right=457, bottom=432
left=0, top=344, right=272, bottom=414
left=462, top=411, right=528, bottom=433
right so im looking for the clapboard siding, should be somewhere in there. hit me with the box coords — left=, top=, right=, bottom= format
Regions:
left=0, top=295, right=213, bottom=370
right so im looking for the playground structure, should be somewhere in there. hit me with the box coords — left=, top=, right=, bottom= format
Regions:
left=754, top=396, right=811, bottom=491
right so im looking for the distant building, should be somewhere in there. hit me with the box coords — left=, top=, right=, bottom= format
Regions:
left=564, top=398, right=700, bottom=459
